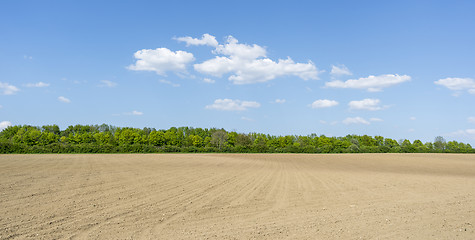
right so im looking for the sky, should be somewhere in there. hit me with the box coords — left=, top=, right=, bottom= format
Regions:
left=1, top=0, right=475, bottom=145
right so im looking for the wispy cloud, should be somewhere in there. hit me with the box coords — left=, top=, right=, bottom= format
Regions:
left=241, top=116, right=254, bottom=121
left=369, top=117, right=383, bottom=122
left=99, top=80, right=117, bottom=88
left=349, top=98, right=386, bottom=111
left=0, top=82, right=19, bottom=95
left=274, top=99, right=286, bottom=104
left=131, top=110, right=143, bottom=116
left=343, top=117, right=370, bottom=125
left=434, top=77, right=475, bottom=95
left=330, top=64, right=352, bottom=77
left=159, top=79, right=180, bottom=87
left=447, top=129, right=475, bottom=139
left=203, top=78, right=215, bottom=84
left=206, top=99, right=260, bottom=111
left=24, top=82, right=50, bottom=88
left=58, top=96, right=71, bottom=103
left=326, top=74, right=410, bottom=92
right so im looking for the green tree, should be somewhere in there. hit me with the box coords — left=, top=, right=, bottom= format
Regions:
left=192, top=135, right=203, bottom=147
left=116, top=128, right=141, bottom=145
left=149, top=131, right=165, bottom=146
left=39, top=132, right=59, bottom=145
left=94, top=132, right=112, bottom=145
left=164, top=130, right=179, bottom=146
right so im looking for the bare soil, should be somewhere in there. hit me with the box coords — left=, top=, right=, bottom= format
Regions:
left=0, top=154, right=474, bottom=239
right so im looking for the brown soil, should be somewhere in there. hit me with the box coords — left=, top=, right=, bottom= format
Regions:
left=0, top=154, right=474, bottom=239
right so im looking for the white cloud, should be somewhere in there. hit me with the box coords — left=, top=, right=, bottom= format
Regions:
left=24, top=55, right=33, bottom=60
left=128, top=48, right=195, bottom=75
left=348, top=98, right=384, bottom=111
left=159, top=79, right=180, bottom=87
left=0, top=82, right=19, bottom=95
left=175, top=33, right=219, bottom=47
left=241, top=116, right=254, bottom=121
left=447, top=129, right=475, bottom=139
left=203, top=78, right=215, bottom=84
left=434, top=77, right=475, bottom=95
left=310, top=99, right=339, bottom=109
left=468, top=117, right=475, bottom=124
left=0, top=121, right=12, bottom=131
left=206, top=99, right=260, bottom=111
left=410, top=116, right=417, bottom=121
left=131, top=110, right=143, bottom=116
left=99, top=80, right=117, bottom=88
left=325, top=74, right=411, bottom=92
left=330, top=64, right=352, bottom=77
left=370, top=118, right=383, bottom=122
left=120, top=110, right=144, bottom=116
left=194, top=35, right=320, bottom=84
left=343, top=117, right=370, bottom=125
left=319, top=120, right=327, bottom=124
left=213, top=36, right=267, bottom=59
left=58, top=96, right=70, bottom=103
left=274, top=99, right=286, bottom=104
left=0, top=105, right=2, bottom=109
left=25, top=82, right=49, bottom=88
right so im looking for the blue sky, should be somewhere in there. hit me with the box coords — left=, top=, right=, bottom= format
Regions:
left=1, top=0, right=475, bottom=145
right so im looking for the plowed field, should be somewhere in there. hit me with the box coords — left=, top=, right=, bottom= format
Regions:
left=1, top=154, right=474, bottom=239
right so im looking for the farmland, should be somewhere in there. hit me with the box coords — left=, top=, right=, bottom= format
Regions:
left=1, top=154, right=474, bottom=239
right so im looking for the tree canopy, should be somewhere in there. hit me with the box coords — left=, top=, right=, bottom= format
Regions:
left=0, top=124, right=473, bottom=154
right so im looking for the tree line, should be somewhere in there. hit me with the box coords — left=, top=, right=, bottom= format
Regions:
left=0, top=124, right=473, bottom=154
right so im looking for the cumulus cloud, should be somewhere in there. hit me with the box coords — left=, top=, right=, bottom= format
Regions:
left=330, top=64, right=352, bottom=77
left=58, top=96, right=70, bottom=103
left=325, top=74, right=411, bottom=92
left=0, top=121, right=12, bottom=131
left=99, top=80, right=117, bottom=88
left=348, top=98, right=385, bottom=111
left=25, top=82, right=49, bottom=88
left=434, top=77, right=475, bottom=95
left=206, top=99, right=260, bottom=111
left=274, top=99, right=286, bottom=104
left=310, top=99, right=339, bottom=109
left=128, top=48, right=195, bottom=75
left=194, top=35, right=320, bottom=84
left=175, top=33, right=219, bottom=47
left=343, top=117, right=370, bottom=125
left=0, top=82, right=19, bottom=95
left=203, top=78, right=215, bottom=84
left=468, top=117, right=475, bottom=124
